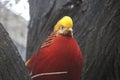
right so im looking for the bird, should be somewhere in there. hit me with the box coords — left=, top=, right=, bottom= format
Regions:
left=26, top=16, right=83, bottom=80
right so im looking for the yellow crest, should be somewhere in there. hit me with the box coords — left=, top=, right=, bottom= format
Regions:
left=54, top=16, right=73, bottom=31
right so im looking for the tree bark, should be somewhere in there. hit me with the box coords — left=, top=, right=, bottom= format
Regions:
left=27, top=0, right=120, bottom=80
left=0, top=23, right=30, bottom=80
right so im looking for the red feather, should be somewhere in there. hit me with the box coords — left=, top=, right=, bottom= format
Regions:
left=27, top=34, right=83, bottom=80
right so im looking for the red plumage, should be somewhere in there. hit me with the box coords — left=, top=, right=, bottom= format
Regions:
left=27, top=35, right=83, bottom=80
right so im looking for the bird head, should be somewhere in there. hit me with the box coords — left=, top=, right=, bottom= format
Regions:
left=54, top=16, right=73, bottom=37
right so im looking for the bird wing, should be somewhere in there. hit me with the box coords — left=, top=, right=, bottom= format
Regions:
left=41, top=31, right=57, bottom=48
left=25, top=31, right=57, bottom=66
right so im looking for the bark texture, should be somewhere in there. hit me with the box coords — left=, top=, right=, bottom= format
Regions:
left=0, top=23, right=30, bottom=80
left=27, top=0, right=120, bottom=80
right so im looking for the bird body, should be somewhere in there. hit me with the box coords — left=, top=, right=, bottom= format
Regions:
left=27, top=36, right=82, bottom=80
left=26, top=16, right=83, bottom=80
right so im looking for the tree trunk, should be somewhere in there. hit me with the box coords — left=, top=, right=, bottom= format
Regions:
left=0, top=23, right=30, bottom=80
left=27, top=0, right=120, bottom=80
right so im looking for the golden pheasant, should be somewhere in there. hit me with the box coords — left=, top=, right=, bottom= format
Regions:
left=26, top=16, right=83, bottom=80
